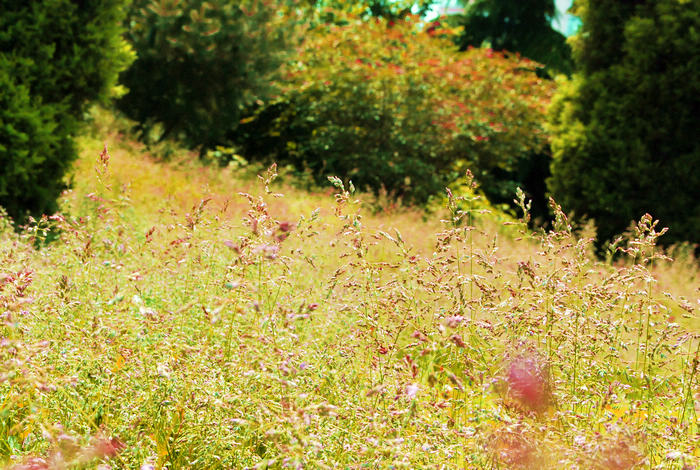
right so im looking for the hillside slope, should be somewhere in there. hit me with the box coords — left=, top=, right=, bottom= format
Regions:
left=0, top=112, right=698, bottom=469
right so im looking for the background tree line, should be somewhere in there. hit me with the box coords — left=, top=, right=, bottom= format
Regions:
left=1, top=0, right=698, bottom=250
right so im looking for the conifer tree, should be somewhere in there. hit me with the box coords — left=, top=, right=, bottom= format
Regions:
left=548, top=0, right=700, bottom=248
left=0, top=0, right=132, bottom=224
left=119, top=0, right=295, bottom=153
left=455, top=0, right=572, bottom=73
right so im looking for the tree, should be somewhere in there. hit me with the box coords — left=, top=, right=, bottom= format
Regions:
left=118, top=0, right=296, bottom=153
left=234, top=14, right=554, bottom=204
left=548, top=0, right=700, bottom=249
left=0, top=0, right=133, bottom=224
left=454, top=0, right=572, bottom=74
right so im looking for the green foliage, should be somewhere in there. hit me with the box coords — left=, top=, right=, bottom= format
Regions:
left=0, top=68, right=68, bottom=223
left=453, top=0, right=573, bottom=74
left=235, top=15, right=554, bottom=205
left=0, top=0, right=132, bottom=223
left=548, top=0, right=700, bottom=248
left=119, top=0, right=295, bottom=152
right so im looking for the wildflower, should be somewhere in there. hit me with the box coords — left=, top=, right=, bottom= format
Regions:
left=490, top=425, right=539, bottom=469
left=445, top=315, right=465, bottom=328
left=450, top=334, right=466, bottom=348
left=591, top=435, right=644, bottom=470
left=278, top=221, right=295, bottom=233
left=252, top=243, right=279, bottom=260
left=506, top=355, right=550, bottom=412
left=223, top=240, right=240, bottom=253
left=11, top=458, right=49, bottom=470
left=83, top=436, right=125, bottom=460
left=446, top=372, right=465, bottom=391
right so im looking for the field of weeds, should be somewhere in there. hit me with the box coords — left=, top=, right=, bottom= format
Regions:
left=1, top=116, right=698, bottom=469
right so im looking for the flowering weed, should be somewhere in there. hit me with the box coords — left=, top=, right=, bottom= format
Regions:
left=0, top=114, right=697, bottom=468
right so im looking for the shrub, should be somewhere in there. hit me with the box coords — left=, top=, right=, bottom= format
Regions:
left=234, top=15, right=554, bottom=205
left=118, top=0, right=296, bottom=153
left=548, top=0, right=700, bottom=248
left=0, top=0, right=132, bottom=223
left=0, top=67, right=66, bottom=223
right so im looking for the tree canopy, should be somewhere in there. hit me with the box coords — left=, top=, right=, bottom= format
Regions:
left=548, top=0, right=700, bottom=249
left=454, top=0, right=573, bottom=74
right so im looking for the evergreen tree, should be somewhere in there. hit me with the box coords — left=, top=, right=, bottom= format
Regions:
left=454, top=0, right=572, bottom=73
left=0, top=0, right=132, bottom=224
left=548, top=0, right=700, bottom=249
left=118, top=0, right=295, bottom=153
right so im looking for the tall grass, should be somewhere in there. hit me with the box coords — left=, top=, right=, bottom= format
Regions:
left=0, top=114, right=698, bottom=469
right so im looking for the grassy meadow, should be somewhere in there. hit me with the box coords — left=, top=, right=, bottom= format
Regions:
left=1, top=112, right=698, bottom=469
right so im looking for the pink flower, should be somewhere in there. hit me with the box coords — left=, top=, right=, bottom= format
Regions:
left=278, top=221, right=295, bottom=233
left=89, top=436, right=125, bottom=459
left=11, top=458, right=50, bottom=470
left=507, top=355, right=549, bottom=412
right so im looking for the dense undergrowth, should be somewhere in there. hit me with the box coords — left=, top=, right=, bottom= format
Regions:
left=0, top=114, right=698, bottom=469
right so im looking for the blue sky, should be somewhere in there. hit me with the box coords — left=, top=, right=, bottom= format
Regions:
left=553, top=0, right=581, bottom=36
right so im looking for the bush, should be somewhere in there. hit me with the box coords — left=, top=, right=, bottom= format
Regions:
left=119, top=0, right=295, bottom=153
left=548, top=0, right=700, bottom=248
left=234, top=15, right=554, bottom=205
left=0, top=0, right=132, bottom=223
left=0, top=67, right=66, bottom=223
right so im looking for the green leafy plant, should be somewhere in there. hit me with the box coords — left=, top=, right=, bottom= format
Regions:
left=0, top=0, right=133, bottom=224
left=235, top=13, right=555, bottom=206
